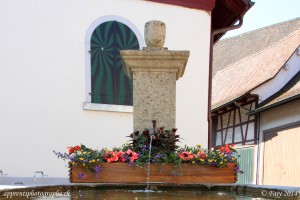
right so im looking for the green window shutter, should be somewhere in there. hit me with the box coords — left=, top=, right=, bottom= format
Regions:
left=90, top=21, right=139, bottom=105
left=235, top=146, right=254, bottom=184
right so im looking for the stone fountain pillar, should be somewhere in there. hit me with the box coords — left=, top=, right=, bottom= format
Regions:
left=121, top=21, right=189, bottom=131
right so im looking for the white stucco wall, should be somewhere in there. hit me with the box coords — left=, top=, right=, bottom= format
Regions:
left=257, top=99, right=300, bottom=184
left=0, top=0, right=211, bottom=178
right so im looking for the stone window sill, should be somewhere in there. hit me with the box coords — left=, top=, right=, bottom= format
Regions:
left=83, top=102, right=133, bottom=113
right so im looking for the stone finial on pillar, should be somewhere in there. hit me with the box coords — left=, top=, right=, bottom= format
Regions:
left=121, top=21, right=190, bottom=132
left=144, top=21, right=166, bottom=49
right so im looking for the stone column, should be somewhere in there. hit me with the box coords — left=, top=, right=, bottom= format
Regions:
left=121, top=21, right=189, bottom=131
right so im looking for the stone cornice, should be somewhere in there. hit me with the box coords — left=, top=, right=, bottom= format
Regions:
left=120, top=49, right=190, bottom=80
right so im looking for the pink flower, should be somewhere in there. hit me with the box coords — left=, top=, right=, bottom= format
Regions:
left=130, top=152, right=139, bottom=162
left=126, top=149, right=132, bottom=155
left=199, top=152, right=207, bottom=159
left=126, top=149, right=139, bottom=163
left=105, top=151, right=119, bottom=163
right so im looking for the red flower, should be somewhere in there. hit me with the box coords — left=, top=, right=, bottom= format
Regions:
left=178, top=151, right=194, bottom=161
left=117, top=151, right=126, bottom=162
left=221, top=147, right=225, bottom=152
left=74, top=145, right=81, bottom=151
left=221, top=144, right=233, bottom=154
left=68, top=147, right=74, bottom=154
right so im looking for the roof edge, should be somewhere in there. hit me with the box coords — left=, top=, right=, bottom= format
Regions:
left=212, top=93, right=254, bottom=111
left=249, top=94, right=300, bottom=115
left=220, top=17, right=300, bottom=42
left=146, top=0, right=216, bottom=11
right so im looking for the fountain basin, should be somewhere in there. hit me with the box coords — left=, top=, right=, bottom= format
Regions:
left=69, top=163, right=237, bottom=184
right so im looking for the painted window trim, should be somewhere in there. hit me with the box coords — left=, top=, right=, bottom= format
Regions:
left=83, top=102, right=133, bottom=113
left=84, top=15, right=144, bottom=112
left=263, top=120, right=300, bottom=135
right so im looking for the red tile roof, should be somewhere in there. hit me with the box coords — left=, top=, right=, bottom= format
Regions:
left=212, top=29, right=300, bottom=110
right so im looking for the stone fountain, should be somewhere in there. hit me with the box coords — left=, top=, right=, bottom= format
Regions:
left=68, top=21, right=237, bottom=185
left=121, top=20, right=190, bottom=131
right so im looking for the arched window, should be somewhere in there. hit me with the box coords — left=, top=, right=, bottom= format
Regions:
left=85, top=16, right=143, bottom=110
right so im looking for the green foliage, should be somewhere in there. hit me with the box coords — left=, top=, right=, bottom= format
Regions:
left=128, top=128, right=180, bottom=154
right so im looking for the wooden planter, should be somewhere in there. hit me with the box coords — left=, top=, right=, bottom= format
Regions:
left=69, top=163, right=237, bottom=184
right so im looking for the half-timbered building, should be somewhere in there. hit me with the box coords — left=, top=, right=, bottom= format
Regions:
left=212, top=18, right=300, bottom=186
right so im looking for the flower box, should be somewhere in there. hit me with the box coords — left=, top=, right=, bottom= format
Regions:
left=69, top=162, right=237, bottom=184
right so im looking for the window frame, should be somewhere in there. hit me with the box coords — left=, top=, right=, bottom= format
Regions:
left=84, top=16, right=144, bottom=112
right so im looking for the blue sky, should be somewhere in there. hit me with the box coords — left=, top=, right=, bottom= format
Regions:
left=223, top=0, right=300, bottom=38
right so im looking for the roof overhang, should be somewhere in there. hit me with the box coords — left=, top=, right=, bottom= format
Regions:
left=146, top=0, right=216, bottom=11
left=212, top=0, right=254, bottom=43
left=211, top=94, right=257, bottom=116
left=147, top=0, right=254, bottom=42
